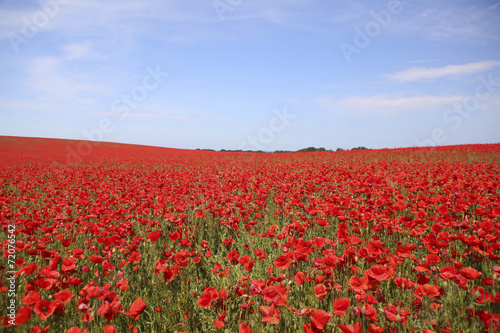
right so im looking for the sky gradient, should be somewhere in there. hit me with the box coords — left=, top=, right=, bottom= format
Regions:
left=1, top=0, right=500, bottom=151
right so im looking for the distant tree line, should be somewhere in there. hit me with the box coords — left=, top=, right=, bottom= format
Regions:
left=196, top=146, right=369, bottom=153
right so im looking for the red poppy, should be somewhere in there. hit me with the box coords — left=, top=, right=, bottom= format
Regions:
left=254, top=249, right=266, bottom=261
left=333, top=298, right=351, bottom=316
left=127, top=297, right=146, bottom=320
left=365, top=265, right=392, bottom=281
left=367, top=323, right=385, bottom=333
left=461, top=267, right=482, bottom=280
left=361, top=304, right=377, bottom=321
left=314, top=284, right=328, bottom=299
left=148, top=230, right=160, bottom=241
left=15, top=305, right=32, bottom=325
left=310, top=309, right=332, bottom=330
left=213, top=310, right=227, bottom=328
left=393, top=277, right=415, bottom=289
left=338, top=321, right=362, bottom=333
left=471, top=287, right=492, bottom=303
left=103, top=324, right=116, bottom=333
left=439, top=266, right=458, bottom=280
left=348, top=276, right=369, bottom=293
left=173, top=250, right=190, bottom=268
left=33, top=299, right=58, bottom=320
left=89, top=255, right=104, bottom=264
left=425, top=254, right=441, bottom=266
left=384, top=304, right=411, bottom=322
left=238, top=255, right=254, bottom=272
left=260, top=304, right=280, bottom=325
left=23, top=290, right=41, bottom=305
left=97, top=298, right=122, bottom=321
left=239, top=320, right=252, bottom=333
left=295, top=272, right=306, bottom=286
left=169, top=232, right=180, bottom=241
left=197, top=287, right=220, bottom=308
left=273, top=255, right=291, bottom=270
left=54, top=290, right=74, bottom=303
left=18, top=263, right=38, bottom=276
left=225, top=249, right=240, bottom=265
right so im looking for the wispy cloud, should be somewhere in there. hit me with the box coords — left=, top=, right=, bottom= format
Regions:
left=387, top=3, right=500, bottom=41
left=317, top=94, right=464, bottom=116
left=63, top=41, right=92, bottom=60
left=489, top=2, right=500, bottom=10
left=29, top=56, right=109, bottom=100
left=385, top=61, right=500, bottom=82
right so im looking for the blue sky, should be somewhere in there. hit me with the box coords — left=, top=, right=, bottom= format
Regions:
left=1, top=0, right=499, bottom=151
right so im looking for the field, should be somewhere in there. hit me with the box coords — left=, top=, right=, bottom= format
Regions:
left=1, top=136, right=499, bottom=333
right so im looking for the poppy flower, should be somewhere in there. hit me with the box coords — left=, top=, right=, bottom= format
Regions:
left=197, top=287, right=220, bottom=308
left=239, top=320, right=252, bottom=333
left=260, top=304, right=280, bottom=325
left=348, top=276, right=369, bottom=293
left=103, top=324, right=116, bottom=333
left=238, top=255, right=255, bottom=272
left=367, top=323, right=385, bottom=333
left=471, top=287, right=492, bottom=303
left=31, top=326, right=51, bottom=333
left=169, top=232, right=180, bottom=241
left=23, top=290, right=41, bottom=305
left=425, top=254, right=441, bottom=266
left=97, top=298, right=122, bottom=321
left=314, top=284, right=328, bottom=299
left=361, top=304, right=377, bottom=321
left=273, top=255, right=291, bottom=270
left=439, top=266, right=458, bottom=280
left=213, top=310, right=227, bottom=328
left=294, top=272, right=306, bottom=286
left=338, top=321, right=362, bottom=333
left=127, top=297, right=146, bottom=320
left=89, top=255, right=104, bottom=264
left=18, top=263, right=38, bottom=276
left=225, top=249, right=240, bottom=265
left=33, top=299, right=58, bottom=320
left=173, top=250, right=190, bottom=268
left=333, top=298, right=351, bottom=316
left=310, top=309, right=332, bottom=330
left=147, top=230, right=160, bottom=242
left=393, top=277, right=415, bottom=289
left=384, top=304, right=411, bottom=322
left=53, top=290, right=73, bottom=304
left=15, top=306, right=32, bottom=325
left=461, top=267, right=482, bottom=280
left=365, top=265, right=392, bottom=281
left=254, top=249, right=266, bottom=261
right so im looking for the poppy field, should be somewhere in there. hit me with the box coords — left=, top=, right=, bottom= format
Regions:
left=1, top=136, right=499, bottom=333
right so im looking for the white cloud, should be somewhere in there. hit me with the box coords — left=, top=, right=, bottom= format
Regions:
left=489, top=2, right=500, bottom=10
left=317, top=94, right=464, bottom=116
left=63, top=42, right=92, bottom=60
left=386, top=61, right=500, bottom=82
left=385, top=3, right=500, bottom=42
left=29, top=56, right=108, bottom=99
